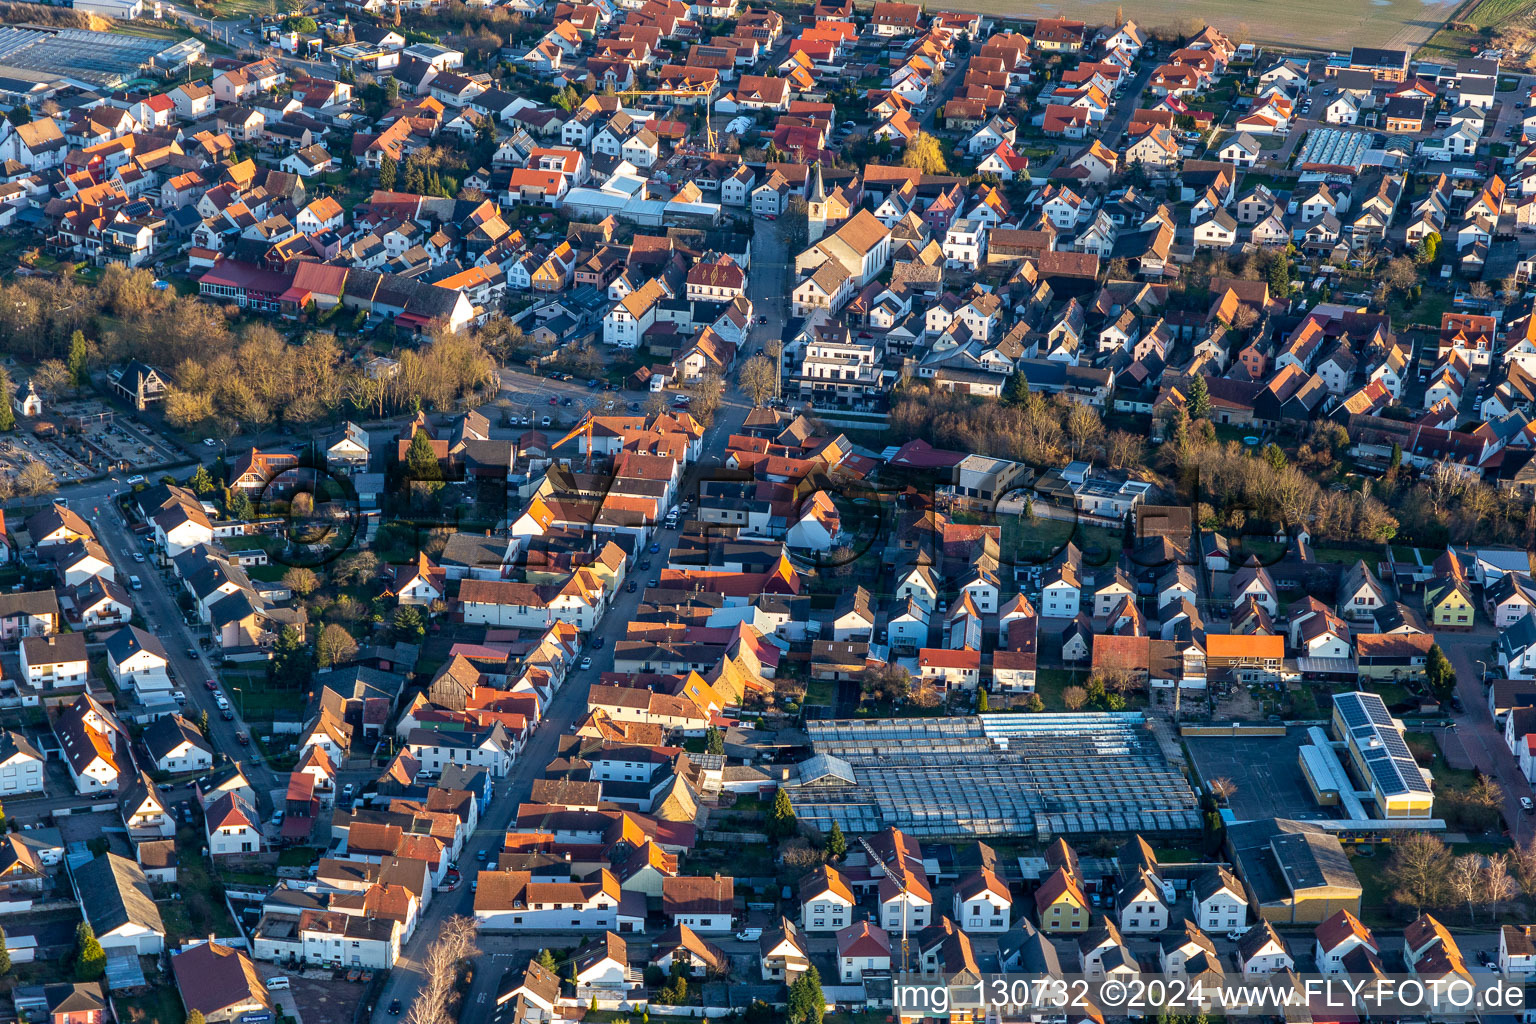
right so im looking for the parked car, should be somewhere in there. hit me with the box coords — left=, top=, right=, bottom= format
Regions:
left=221, top=709, right=235, bottom=721
left=580, top=657, right=593, bottom=670
left=171, top=691, right=187, bottom=704
left=1524, top=797, right=1534, bottom=813
left=203, top=679, right=217, bottom=690
left=235, top=731, right=249, bottom=745
left=133, top=552, right=145, bottom=562
left=626, top=580, right=637, bottom=593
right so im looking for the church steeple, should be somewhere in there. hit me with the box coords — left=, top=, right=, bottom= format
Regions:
left=806, top=162, right=828, bottom=242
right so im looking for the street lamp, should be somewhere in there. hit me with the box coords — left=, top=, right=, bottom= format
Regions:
left=1476, top=660, right=1489, bottom=687
left=232, top=685, right=243, bottom=716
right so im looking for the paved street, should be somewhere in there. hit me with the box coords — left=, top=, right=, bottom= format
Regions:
left=375, top=216, right=786, bottom=1024
left=1440, top=631, right=1531, bottom=844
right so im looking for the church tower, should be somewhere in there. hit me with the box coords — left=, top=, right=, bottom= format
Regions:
left=806, top=161, right=828, bottom=243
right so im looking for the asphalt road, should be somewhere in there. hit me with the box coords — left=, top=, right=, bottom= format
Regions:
left=376, top=220, right=787, bottom=1024
left=89, top=499, right=280, bottom=798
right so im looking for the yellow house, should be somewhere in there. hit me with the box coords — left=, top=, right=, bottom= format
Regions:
left=1425, top=576, right=1475, bottom=630
left=1034, top=866, right=1090, bottom=934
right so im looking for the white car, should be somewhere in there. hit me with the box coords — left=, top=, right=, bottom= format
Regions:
left=581, top=657, right=593, bottom=670
left=126, top=474, right=145, bottom=485
left=1524, top=797, right=1534, bottom=813
left=171, top=691, right=187, bottom=704
left=202, top=438, right=216, bottom=447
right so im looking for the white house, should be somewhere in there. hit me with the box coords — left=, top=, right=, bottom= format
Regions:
left=205, top=792, right=264, bottom=857
left=1237, top=922, right=1294, bottom=975
left=1314, top=909, right=1377, bottom=975
left=1192, top=866, right=1247, bottom=934
left=952, top=868, right=1011, bottom=932
left=799, top=866, right=856, bottom=932
left=474, top=870, right=622, bottom=931
left=0, top=731, right=44, bottom=795
left=104, top=627, right=170, bottom=695
left=142, top=714, right=214, bottom=774
left=1116, top=868, right=1168, bottom=934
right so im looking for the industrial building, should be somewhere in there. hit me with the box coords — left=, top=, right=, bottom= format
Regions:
left=0, top=25, right=202, bottom=93
left=784, top=713, right=1201, bottom=840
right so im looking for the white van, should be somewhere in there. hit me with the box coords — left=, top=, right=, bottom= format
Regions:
left=128, top=575, right=142, bottom=591
left=264, top=977, right=290, bottom=991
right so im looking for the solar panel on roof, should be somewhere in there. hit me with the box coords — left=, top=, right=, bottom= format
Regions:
left=1338, top=696, right=1369, bottom=727
left=1368, top=759, right=1407, bottom=796
left=1379, top=731, right=1412, bottom=759
left=1364, top=698, right=1395, bottom=726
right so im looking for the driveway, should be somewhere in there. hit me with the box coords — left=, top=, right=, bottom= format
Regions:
left=1439, top=630, right=1530, bottom=843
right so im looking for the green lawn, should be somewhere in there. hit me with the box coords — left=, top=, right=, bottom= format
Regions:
left=1405, top=730, right=1480, bottom=792
left=804, top=678, right=837, bottom=707
left=116, top=983, right=184, bottom=1024
left=1035, top=667, right=1083, bottom=710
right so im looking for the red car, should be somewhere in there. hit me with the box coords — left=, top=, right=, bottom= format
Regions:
left=204, top=679, right=217, bottom=691
left=548, top=396, right=558, bottom=405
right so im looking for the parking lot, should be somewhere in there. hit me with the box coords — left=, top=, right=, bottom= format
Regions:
left=496, top=368, right=648, bottom=430
left=1186, top=727, right=1334, bottom=823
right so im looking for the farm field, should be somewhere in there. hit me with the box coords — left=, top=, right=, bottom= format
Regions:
left=940, top=0, right=1458, bottom=51
left=1416, top=0, right=1536, bottom=64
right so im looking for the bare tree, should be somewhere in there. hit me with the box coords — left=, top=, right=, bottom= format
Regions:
left=691, top=371, right=724, bottom=424
left=1385, top=832, right=1451, bottom=915
left=1208, top=777, right=1236, bottom=805
left=405, top=917, right=479, bottom=1024
left=15, top=460, right=55, bottom=496
left=1511, top=835, right=1536, bottom=895
left=1448, top=853, right=1484, bottom=923
left=738, top=354, right=778, bottom=407
left=1485, top=852, right=1519, bottom=918
left=1062, top=685, right=1087, bottom=710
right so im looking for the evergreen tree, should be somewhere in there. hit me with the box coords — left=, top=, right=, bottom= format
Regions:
left=74, top=922, right=105, bottom=980
left=1267, top=252, right=1290, bottom=296
left=1003, top=370, right=1030, bottom=407
left=186, top=1012, right=206, bottom=1024
left=5, top=104, right=29, bottom=125
left=825, top=821, right=846, bottom=860
left=405, top=429, right=443, bottom=485
left=270, top=626, right=310, bottom=691
left=0, top=925, right=10, bottom=976
left=766, top=788, right=797, bottom=839
left=1186, top=374, right=1211, bottom=419
left=226, top=489, right=253, bottom=521
left=378, top=154, right=397, bottom=191
left=0, top=367, right=15, bottom=432
left=189, top=464, right=214, bottom=494
left=67, top=330, right=88, bottom=387
left=704, top=725, right=724, bottom=755
left=1262, top=443, right=1288, bottom=474
left=977, top=689, right=989, bottom=712
left=1388, top=442, right=1403, bottom=471
left=199, top=709, right=209, bottom=734
left=536, top=949, right=558, bottom=973
left=1425, top=643, right=1456, bottom=698
left=393, top=605, right=425, bottom=641
left=787, top=966, right=825, bottom=1024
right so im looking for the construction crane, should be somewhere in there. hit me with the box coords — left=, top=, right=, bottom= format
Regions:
left=616, top=86, right=719, bottom=152
left=857, top=835, right=912, bottom=974
left=552, top=412, right=597, bottom=470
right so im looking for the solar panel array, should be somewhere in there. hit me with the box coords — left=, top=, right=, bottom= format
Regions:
left=787, top=714, right=1201, bottom=840
left=1335, top=691, right=1430, bottom=799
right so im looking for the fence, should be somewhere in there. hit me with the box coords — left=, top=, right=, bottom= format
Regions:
left=699, top=830, right=768, bottom=843
left=1179, top=724, right=1289, bottom=738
